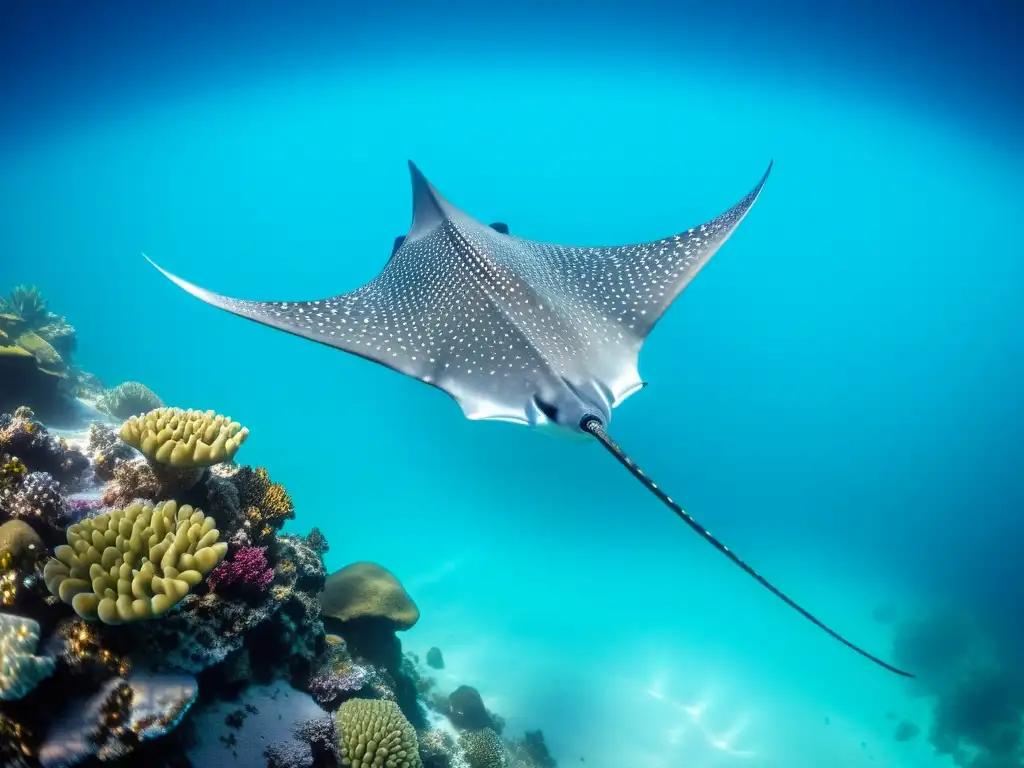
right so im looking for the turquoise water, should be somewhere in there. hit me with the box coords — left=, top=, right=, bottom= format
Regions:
left=3, top=38, right=1023, bottom=768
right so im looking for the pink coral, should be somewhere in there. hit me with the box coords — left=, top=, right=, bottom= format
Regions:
left=207, top=546, right=274, bottom=594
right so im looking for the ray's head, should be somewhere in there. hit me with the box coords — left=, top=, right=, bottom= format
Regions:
left=528, top=376, right=614, bottom=439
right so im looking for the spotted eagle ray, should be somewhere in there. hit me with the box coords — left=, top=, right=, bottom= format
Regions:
left=144, top=160, right=912, bottom=677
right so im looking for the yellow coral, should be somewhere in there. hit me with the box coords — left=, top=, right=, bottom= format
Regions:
left=119, top=408, right=248, bottom=469
left=237, top=466, right=294, bottom=527
left=335, top=698, right=421, bottom=768
left=42, top=500, right=228, bottom=624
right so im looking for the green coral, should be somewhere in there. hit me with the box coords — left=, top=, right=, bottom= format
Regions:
left=1, top=285, right=47, bottom=329
left=460, top=728, right=507, bottom=768
left=12, top=330, right=65, bottom=377
left=334, top=698, right=421, bottom=768
left=321, top=562, right=420, bottom=631
left=42, top=500, right=228, bottom=624
left=100, top=381, right=163, bottom=420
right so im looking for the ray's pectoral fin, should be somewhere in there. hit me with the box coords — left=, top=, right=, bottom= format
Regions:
left=579, top=416, right=915, bottom=678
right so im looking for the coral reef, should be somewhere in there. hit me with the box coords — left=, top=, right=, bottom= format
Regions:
left=42, top=500, right=228, bottom=623
left=98, top=382, right=163, bottom=422
left=335, top=698, right=421, bottom=768
left=0, top=386, right=559, bottom=768
left=890, top=607, right=1024, bottom=767
left=0, top=408, right=89, bottom=488
left=0, top=286, right=98, bottom=423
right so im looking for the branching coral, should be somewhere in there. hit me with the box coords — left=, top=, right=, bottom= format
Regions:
left=42, top=500, right=228, bottom=624
left=2, top=286, right=47, bottom=329
left=0, top=612, right=56, bottom=700
left=207, top=546, right=274, bottom=595
left=233, top=465, right=295, bottom=544
left=9, top=471, right=68, bottom=529
left=334, top=698, right=421, bottom=768
left=119, top=407, right=248, bottom=489
left=87, top=423, right=135, bottom=482
left=100, top=382, right=163, bottom=421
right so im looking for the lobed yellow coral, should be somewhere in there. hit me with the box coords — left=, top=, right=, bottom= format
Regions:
left=42, top=500, right=228, bottom=624
left=335, top=698, right=421, bottom=768
left=120, top=408, right=248, bottom=469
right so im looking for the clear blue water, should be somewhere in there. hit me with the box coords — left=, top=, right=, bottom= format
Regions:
left=2, top=3, right=1022, bottom=766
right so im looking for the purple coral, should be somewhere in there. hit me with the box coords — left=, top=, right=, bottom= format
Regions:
left=308, top=664, right=368, bottom=710
left=207, top=546, right=274, bottom=594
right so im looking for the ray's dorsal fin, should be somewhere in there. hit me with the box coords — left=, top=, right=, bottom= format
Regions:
left=579, top=415, right=914, bottom=678
left=407, top=160, right=451, bottom=241
left=393, top=220, right=509, bottom=257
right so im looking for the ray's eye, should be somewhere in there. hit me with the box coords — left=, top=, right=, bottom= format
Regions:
left=532, top=395, right=559, bottom=422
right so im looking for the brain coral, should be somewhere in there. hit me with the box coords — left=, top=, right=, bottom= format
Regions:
left=321, top=562, right=420, bottom=632
left=42, top=500, right=228, bottom=624
left=101, top=381, right=164, bottom=421
left=334, top=698, right=421, bottom=768
left=460, top=728, right=507, bottom=768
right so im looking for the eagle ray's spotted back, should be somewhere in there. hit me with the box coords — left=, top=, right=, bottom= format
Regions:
left=144, top=160, right=770, bottom=425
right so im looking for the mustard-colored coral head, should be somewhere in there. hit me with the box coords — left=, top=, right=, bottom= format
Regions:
left=120, top=407, right=248, bottom=469
left=335, top=698, right=421, bottom=768
left=42, top=500, right=228, bottom=624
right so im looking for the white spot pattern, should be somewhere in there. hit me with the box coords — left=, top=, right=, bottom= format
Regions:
left=160, top=164, right=770, bottom=424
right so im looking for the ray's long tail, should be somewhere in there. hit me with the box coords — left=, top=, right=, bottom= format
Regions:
left=580, top=416, right=913, bottom=678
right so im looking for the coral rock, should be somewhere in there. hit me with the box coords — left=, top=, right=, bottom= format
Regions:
left=426, top=646, right=444, bottom=670
left=448, top=686, right=495, bottom=731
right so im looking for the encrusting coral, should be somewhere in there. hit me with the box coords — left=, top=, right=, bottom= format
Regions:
left=119, top=407, right=248, bottom=490
left=0, top=612, right=55, bottom=701
left=335, top=698, right=422, bottom=768
left=42, top=500, right=228, bottom=624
